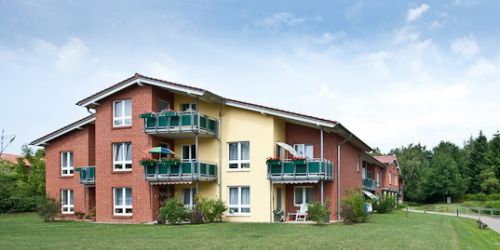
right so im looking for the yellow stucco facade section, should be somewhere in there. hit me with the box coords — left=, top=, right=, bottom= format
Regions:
left=168, top=93, right=288, bottom=222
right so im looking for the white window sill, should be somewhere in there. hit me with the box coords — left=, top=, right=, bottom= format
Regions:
left=61, top=212, right=74, bottom=215
left=113, top=214, right=133, bottom=216
left=113, top=169, right=133, bottom=172
left=61, top=174, right=74, bottom=177
left=227, top=169, right=251, bottom=172
left=226, top=213, right=251, bottom=217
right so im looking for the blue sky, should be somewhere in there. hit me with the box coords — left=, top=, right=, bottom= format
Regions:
left=1, top=0, right=500, bottom=154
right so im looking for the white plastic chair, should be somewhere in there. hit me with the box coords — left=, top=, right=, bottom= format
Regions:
left=295, top=203, right=308, bottom=221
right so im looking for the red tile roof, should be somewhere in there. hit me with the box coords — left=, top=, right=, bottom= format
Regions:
left=373, top=155, right=397, bottom=165
left=0, top=153, right=30, bottom=166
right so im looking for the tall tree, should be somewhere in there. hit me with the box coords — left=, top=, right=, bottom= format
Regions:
left=489, top=131, right=500, bottom=179
left=466, top=131, right=491, bottom=194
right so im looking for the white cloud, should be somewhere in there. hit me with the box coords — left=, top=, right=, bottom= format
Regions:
left=451, top=35, right=480, bottom=57
left=253, top=12, right=307, bottom=31
left=465, top=58, right=498, bottom=77
left=406, top=4, right=430, bottom=23
left=54, top=37, right=90, bottom=72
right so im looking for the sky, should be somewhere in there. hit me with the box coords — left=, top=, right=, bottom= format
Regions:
left=1, top=0, right=500, bottom=154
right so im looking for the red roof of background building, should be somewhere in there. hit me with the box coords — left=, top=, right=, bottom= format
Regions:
left=373, top=155, right=397, bottom=165
left=0, top=153, right=30, bottom=166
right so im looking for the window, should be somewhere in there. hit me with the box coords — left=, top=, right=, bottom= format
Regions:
left=113, top=99, right=132, bottom=127
left=294, top=144, right=313, bottom=159
left=276, top=188, right=282, bottom=210
left=61, top=189, right=74, bottom=214
left=182, top=145, right=196, bottom=161
left=113, top=143, right=132, bottom=171
left=376, top=172, right=380, bottom=187
left=159, top=100, right=170, bottom=111
left=294, top=187, right=313, bottom=206
left=276, top=145, right=282, bottom=159
left=228, top=187, right=250, bottom=215
left=389, top=173, right=392, bottom=184
left=180, top=103, right=197, bottom=112
left=228, top=141, right=250, bottom=169
left=113, top=187, right=132, bottom=215
left=61, top=151, right=73, bottom=176
left=183, top=188, right=197, bottom=209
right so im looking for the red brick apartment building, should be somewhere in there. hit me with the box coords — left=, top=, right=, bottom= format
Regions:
left=30, top=74, right=402, bottom=223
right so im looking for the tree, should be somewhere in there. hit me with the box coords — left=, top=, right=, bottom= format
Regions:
left=466, top=131, right=491, bottom=194
left=370, top=147, right=383, bottom=156
left=488, top=131, right=500, bottom=180
left=424, top=148, right=466, bottom=201
left=0, top=129, right=16, bottom=157
left=390, top=144, right=431, bottom=202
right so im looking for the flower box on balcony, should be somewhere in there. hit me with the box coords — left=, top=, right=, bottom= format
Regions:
left=140, top=159, right=158, bottom=167
left=162, top=158, right=180, bottom=167
left=139, top=113, right=155, bottom=119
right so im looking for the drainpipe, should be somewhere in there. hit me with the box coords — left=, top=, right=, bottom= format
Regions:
left=336, top=134, right=351, bottom=221
left=218, top=101, right=225, bottom=199
left=320, top=127, right=324, bottom=205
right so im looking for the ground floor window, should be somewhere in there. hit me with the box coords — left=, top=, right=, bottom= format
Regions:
left=61, top=189, right=74, bottom=214
left=294, top=186, right=313, bottom=206
left=113, top=187, right=132, bottom=215
left=183, top=188, right=197, bottom=209
left=228, top=186, right=250, bottom=215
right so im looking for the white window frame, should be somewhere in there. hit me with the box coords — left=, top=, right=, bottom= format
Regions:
left=293, top=144, right=314, bottom=159
left=180, top=103, right=197, bottom=112
left=228, top=141, right=250, bottom=170
left=60, top=151, right=74, bottom=176
left=182, top=187, right=197, bottom=209
left=181, top=144, right=196, bottom=162
left=294, top=186, right=313, bottom=207
left=389, top=172, right=392, bottom=184
left=376, top=172, right=380, bottom=187
left=113, top=142, right=132, bottom=171
left=113, top=99, right=132, bottom=127
left=228, top=186, right=250, bottom=215
left=113, top=187, right=132, bottom=216
left=61, top=189, right=74, bottom=214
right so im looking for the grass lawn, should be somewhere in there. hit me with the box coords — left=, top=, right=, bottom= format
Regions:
left=0, top=211, right=499, bottom=249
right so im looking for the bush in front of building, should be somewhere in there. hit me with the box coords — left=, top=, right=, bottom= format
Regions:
left=36, top=196, right=59, bottom=222
left=340, top=190, right=368, bottom=224
left=308, top=202, right=330, bottom=225
left=197, top=197, right=227, bottom=223
left=159, top=197, right=190, bottom=225
left=375, top=195, right=396, bottom=214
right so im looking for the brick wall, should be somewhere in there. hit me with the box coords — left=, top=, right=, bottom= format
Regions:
left=45, top=125, right=95, bottom=217
left=285, top=123, right=364, bottom=220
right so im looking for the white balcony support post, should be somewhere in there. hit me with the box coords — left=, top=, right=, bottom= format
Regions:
left=321, top=181, right=324, bottom=205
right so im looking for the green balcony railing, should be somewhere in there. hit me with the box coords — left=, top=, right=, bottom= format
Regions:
left=267, top=159, right=333, bottom=182
left=76, top=166, right=95, bottom=185
left=140, top=111, right=217, bottom=136
left=362, top=178, right=377, bottom=191
left=142, top=160, right=217, bottom=182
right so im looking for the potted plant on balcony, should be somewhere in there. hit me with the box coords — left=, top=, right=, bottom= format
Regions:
left=292, top=156, right=306, bottom=165
left=273, top=209, right=285, bottom=222
left=140, top=157, right=158, bottom=167
left=266, top=157, right=281, bottom=166
left=162, top=157, right=181, bottom=167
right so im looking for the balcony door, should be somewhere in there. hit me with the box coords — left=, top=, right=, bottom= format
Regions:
left=182, top=144, right=196, bottom=162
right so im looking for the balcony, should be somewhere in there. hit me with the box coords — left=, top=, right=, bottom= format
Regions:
left=362, top=178, right=377, bottom=191
left=140, top=111, right=217, bottom=138
left=142, top=160, right=217, bottom=182
left=76, top=166, right=95, bottom=185
left=267, top=159, right=333, bottom=183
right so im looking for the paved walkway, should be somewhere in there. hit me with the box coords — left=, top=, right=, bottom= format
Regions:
left=406, top=209, right=500, bottom=233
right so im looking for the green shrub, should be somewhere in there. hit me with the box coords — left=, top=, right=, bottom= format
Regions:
left=463, top=200, right=483, bottom=207
left=159, top=197, right=190, bottom=225
left=484, top=201, right=500, bottom=209
left=74, top=211, right=85, bottom=219
left=190, top=207, right=204, bottom=224
left=340, top=191, right=367, bottom=224
left=487, top=193, right=500, bottom=201
left=376, top=196, right=396, bottom=213
left=308, top=202, right=330, bottom=224
left=36, top=197, right=59, bottom=222
left=197, top=197, right=227, bottom=223
left=464, top=193, right=487, bottom=201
